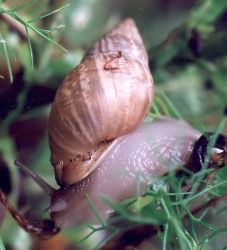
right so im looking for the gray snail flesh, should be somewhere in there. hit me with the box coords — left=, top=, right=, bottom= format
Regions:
left=50, top=117, right=201, bottom=228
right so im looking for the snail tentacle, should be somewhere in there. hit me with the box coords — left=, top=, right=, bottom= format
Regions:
left=14, top=160, right=56, bottom=196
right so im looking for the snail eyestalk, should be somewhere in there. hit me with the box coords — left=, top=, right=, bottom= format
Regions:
left=14, top=160, right=56, bottom=196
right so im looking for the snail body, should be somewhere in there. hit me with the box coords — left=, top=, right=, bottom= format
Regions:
left=50, top=117, right=201, bottom=228
left=48, top=18, right=153, bottom=186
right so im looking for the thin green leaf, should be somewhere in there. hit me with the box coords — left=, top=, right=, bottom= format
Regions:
left=86, top=194, right=107, bottom=228
left=10, top=11, right=67, bottom=52
left=160, top=196, right=190, bottom=249
left=155, top=96, right=170, bottom=116
left=0, top=7, right=67, bottom=53
left=158, top=91, right=182, bottom=119
left=174, top=179, right=227, bottom=206
left=0, top=237, right=5, bottom=250
left=101, top=195, right=159, bottom=225
left=160, top=197, right=171, bottom=219
left=25, top=25, right=33, bottom=68
left=0, top=34, right=13, bottom=83
left=150, top=101, right=161, bottom=116
left=39, top=25, right=66, bottom=34
left=28, top=3, right=70, bottom=23
left=163, top=222, right=169, bottom=250
left=184, top=206, right=217, bottom=230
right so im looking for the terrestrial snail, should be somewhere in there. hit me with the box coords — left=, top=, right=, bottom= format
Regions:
left=0, top=18, right=226, bottom=238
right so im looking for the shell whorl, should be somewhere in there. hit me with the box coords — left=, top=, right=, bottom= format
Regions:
left=48, top=18, right=153, bottom=186
left=88, top=18, right=148, bottom=65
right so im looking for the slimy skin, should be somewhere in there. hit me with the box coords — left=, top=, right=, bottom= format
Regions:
left=50, top=118, right=201, bottom=228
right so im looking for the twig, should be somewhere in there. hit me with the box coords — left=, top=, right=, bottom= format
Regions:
left=0, top=13, right=26, bottom=40
left=0, top=188, right=59, bottom=238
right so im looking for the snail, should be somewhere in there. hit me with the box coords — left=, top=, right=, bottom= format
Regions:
left=48, top=18, right=154, bottom=186
left=0, top=18, right=226, bottom=238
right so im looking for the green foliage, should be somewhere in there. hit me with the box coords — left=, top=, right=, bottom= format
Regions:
left=0, top=1, right=68, bottom=82
left=0, top=238, right=5, bottom=250
left=188, top=0, right=227, bottom=34
left=210, top=166, right=227, bottom=196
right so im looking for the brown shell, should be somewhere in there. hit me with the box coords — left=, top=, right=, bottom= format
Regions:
left=48, top=18, right=154, bottom=186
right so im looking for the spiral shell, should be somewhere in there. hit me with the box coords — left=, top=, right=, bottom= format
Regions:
left=48, top=18, right=154, bottom=186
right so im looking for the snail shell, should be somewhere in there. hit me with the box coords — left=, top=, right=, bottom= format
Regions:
left=50, top=117, right=201, bottom=228
left=48, top=18, right=154, bottom=185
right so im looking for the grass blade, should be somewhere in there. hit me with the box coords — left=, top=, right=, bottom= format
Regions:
left=163, top=222, right=169, bottom=250
left=86, top=194, right=106, bottom=227
left=1, top=8, right=67, bottom=52
left=25, top=25, right=33, bottom=68
left=101, top=195, right=159, bottom=225
left=9, top=11, right=67, bottom=52
left=28, top=3, right=70, bottom=23
left=0, top=237, right=5, bottom=250
left=158, top=91, right=182, bottom=119
left=0, top=33, right=13, bottom=83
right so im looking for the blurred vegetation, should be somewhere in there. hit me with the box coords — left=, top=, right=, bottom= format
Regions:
left=0, top=0, right=227, bottom=249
